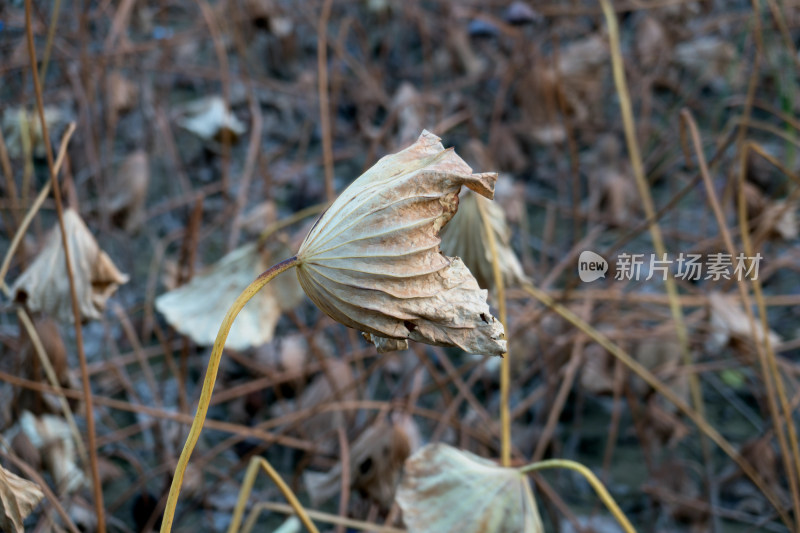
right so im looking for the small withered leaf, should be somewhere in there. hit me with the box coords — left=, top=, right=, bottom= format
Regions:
left=296, top=131, right=507, bottom=356
left=397, top=443, right=544, bottom=533
left=177, top=96, right=246, bottom=142
left=440, top=190, right=527, bottom=291
left=108, top=150, right=149, bottom=231
left=271, top=359, right=356, bottom=455
left=106, top=71, right=138, bottom=116
left=2, top=106, right=67, bottom=158
left=0, top=464, right=44, bottom=533
left=156, top=241, right=302, bottom=351
left=11, top=209, right=129, bottom=323
left=17, top=411, right=86, bottom=494
left=707, top=292, right=781, bottom=353
left=304, top=415, right=416, bottom=510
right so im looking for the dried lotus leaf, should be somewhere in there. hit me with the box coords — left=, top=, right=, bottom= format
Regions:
left=11, top=209, right=129, bottom=323
left=304, top=417, right=414, bottom=509
left=177, top=96, right=246, bottom=142
left=17, top=411, right=85, bottom=494
left=108, top=150, right=149, bottom=231
left=0, top=464, right=44, bottom=533
left=440, top=190, right=527, bottom=290
left=296, top=130, right=506, bottom=356
left=156, top=241, right=301, bottom=350
left=106, top=71, right=138, bottom=116
left=397, top=443, right=544, bottom=533
left=271, top=360, right=356, bottom=455
left=707, top=292, right=781, bottom=352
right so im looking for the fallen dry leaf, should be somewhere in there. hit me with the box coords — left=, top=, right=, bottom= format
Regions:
left=14, top=316, right=76, bottom=416
left=447, top=25, right=487, bottom=77
left=11, top=209, right=129, bottom=323
left=263, top=333, right=309, bottom=376
left=579, top=344, right=616, bottom=396
left=295, top=130, right=506, bottom=356
left=485, top=130, right=528, bottom=175
left=517, top=35, right=608, bottom=146
left=2, top=106, right=67, bottom=158
left=646, top=459, right=708, bottom=527
left=156, top=240, right=302, bottom=350
left=760, top=199, right=798, bottom=241
left=392, top=83, right=428, bottom=149
left=645, top=395, right=690, bottom=448
left=15, top=411, right=85, bottom=494
left=557, top=34, right=609, bottom=80
left=304, top=415, right=415, bottom=509
left=636, top=16, right=670, bottom=69
left=0, top=463, right=44, bottom=533
left=176, top=96, right=246, bottom=142
left=742, top=181, right=798, bottom=241
left=631, top=337, right=685, bottom=399
left=106, top=71, right=138, bottom=116
left=9, top=432, right=41, bottom=473
left=585, top=135, right=639, bottom=226
left=396, top=443, right=544, bottom=533
left=239, top=201, right=278, bottom=236
left=108, top=150, right=149, bottom=231
left=271, top=359, right=357, bottom=454
left=674, top=36, right=737, bottom=86
left=707, top=292, right=781, bottom=353
left=503, top=2, right=541, bottom=25
left=739, top=435, right=781, bottom=495
left=517, top=64, right=566, bottom=146
left=440, top=190, right=527, bottom=291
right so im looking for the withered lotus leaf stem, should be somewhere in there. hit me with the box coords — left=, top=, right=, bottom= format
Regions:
left=161, top=256, right=300, bottom=532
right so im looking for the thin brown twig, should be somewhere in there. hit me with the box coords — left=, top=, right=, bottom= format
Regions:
left=599, top=3, right=717, bottom=528
left=521, top=281, right=791, bottom=527
left=23, top=3, right=106, bottom=530
left=243, top=501, right=404, bottom=533
left=0, top=128, right=20, bottom=233
left=318, top=0, right=335, bottom=203
left=477, top=192, right=511, bottom=465
left=681, top=110, right=800, bottom=526
left=0, top=122, right=75, bottom=288
left=196, top=0, right=233, bottom=197
left=532, top=302, right=589, bottom=462
left=335, top=426, right=351, bottom=533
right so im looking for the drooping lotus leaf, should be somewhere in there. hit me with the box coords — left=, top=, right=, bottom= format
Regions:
left=295, top=131, right=506, bottom=356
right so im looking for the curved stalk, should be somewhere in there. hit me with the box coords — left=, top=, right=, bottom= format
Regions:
left=476, top=197, right=510, bottom=466
left=520, top=459, right=635, bottom=533
left=161, top=256, right=300, bottom=532
left=229, top=456, right=319, bottom=533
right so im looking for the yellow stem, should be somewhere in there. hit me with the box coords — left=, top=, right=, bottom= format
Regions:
left=229, top=457, right=319, bottom=533
left=520, top=282, right=790, bottom=526
left=257, top=202, right=328, bottom=246
left=477, top=197, right=510, bottom=466
left=739, top=143, right=800, bottom=519
left=599, top=0, right=716, bottom=524
left=520, top=459, right=635, bottom=533
left=681, top=110, right=800, bottom=527
left=242, top=502, right=405, bottom=533
left=160, top=256, right=300, bottom=532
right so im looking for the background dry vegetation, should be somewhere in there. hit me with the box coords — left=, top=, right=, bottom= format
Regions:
left=1, top=0, right=800, bottom=531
